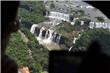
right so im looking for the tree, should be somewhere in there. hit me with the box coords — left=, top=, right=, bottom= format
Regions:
left=18, top=1, right=46, bottom=27
left=6, top=28, right=49, bottom=73
left=95, top=16, right=104, bottom=22
left=74, top=29, right=110, bottom=56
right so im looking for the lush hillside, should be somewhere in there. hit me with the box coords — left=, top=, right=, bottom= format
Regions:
left=56, top=21, right=75, bottom=49
left=6, top=28, right=48, bottom=73
left=74, top=29, right=110, bottom=55
left=55, top=19, right=90, bottom=49
left=18, top=1, right=46, bottom=29
left=6, top=1, right=49, bottom=73
left=5, top=1, right=110, bottom=73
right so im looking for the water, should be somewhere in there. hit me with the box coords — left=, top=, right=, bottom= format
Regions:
left=30, top=25, right=62, bottom=44
left=47, top=11, right=70, bottom=22
left=30, top=24, right=38, bottom=34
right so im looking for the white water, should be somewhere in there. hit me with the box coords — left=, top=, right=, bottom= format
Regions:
left=73, top=33, right=81, bottom=44
left=46, top=11, right=70, bottom=22
left=38, top=27, right=45, bottom=39
left=47, top=29, right=54, bottom=41
left=69, top=46, right=73, bottom=52
left=30, top=24, right=38, bottom=34
left=30, top=25, right=62, bottom=44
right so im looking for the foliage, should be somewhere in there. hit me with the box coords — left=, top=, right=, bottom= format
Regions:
left=74, top=29, right=110, bottom=55
left=73, top=17, right=91, bottom=31
left=20, top=27, right=36, bottom=41
left=6, top=28, right=49, bottom=73
left=6, top=32, right=29, bottom=67
left=56, top=21, right=74, bottom=34
left=18, top=1, right=46, bottom=26
left=56, top=21, right=75, bottom=49
left=95, top=16, right=104, bottom=22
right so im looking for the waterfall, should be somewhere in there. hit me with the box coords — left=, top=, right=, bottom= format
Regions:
left=46, top=11, right=49, bottom=16
left=48, top=29, right=54, bottom=41
left=73, top=37, right=77, bottom=44
left=30, top=24, right=38, bottom=34
left=54, top=33, right=59, bottom=42
left=44, top=30, right=62, bottom=44
left=39, top=27, right=45, bottom=39
left=48, top=11, right=70, bottom=22
left=34, top=27, right=40, bottom=36
left=69, top=46, right=73, bottom=52
left=70, top=18, right=79, bottom=25
left=81, top=21, right=84, bottom=25
left=56, top=35, right=61, bottom=44
left=73, top=33, right=81, bottom=44
left=42, top=30, right=46, bottom=37
left=30, top=24, right=64, bottom=45
left=45, top=30, right=49, bottom=39
left=52, top=32, right=57, bottom=42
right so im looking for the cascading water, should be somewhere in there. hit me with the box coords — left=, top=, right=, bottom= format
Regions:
left=34, top=27, right=40, bottom=36
left=45, top=30, right=49, bottom=39
left=56, top=35, right=61, bottom=44
left=73, top=33, right=81, bottom=44
left=47, top=29, right=54, bottom=41
left=30, top=24, right=39, bottom=34
left=30, top=24, right=63, bottom=45
left=47, top=11, right=70, bottom=22
left=42, top=30, right=46, bottom=37
left=51, top=32, right=57, bottom=43
left=38, top=27, right=45, bottom=39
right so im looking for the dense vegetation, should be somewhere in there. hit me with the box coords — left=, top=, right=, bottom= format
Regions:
left=56, top=21, right=75, bottom=49
left=95, top=16, right=104, bottom=22
left=56, top=19, right=90, bottom=49
left=6, top=2, right=49, bottom=73
left=74, top=29, right=110, bottom=55
left=6, top=28, right=48, bottom=73
left=6, top=1, right=48, bottom=72
left=18, top=1, right=46, bottom=28
left=55, top=11, right=109, bottom=54
left=6, top=2, right=110, bottom=73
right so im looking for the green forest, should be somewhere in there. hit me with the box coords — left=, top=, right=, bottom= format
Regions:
left=74, top=29, right=110, bottom=55
left=18, top=1, right=46, bottom=28
left=6, top=1, right=48, bottom=73
left=6, top=1, right=110, bottom=73
left=6, top=28, right=48, bottom=73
